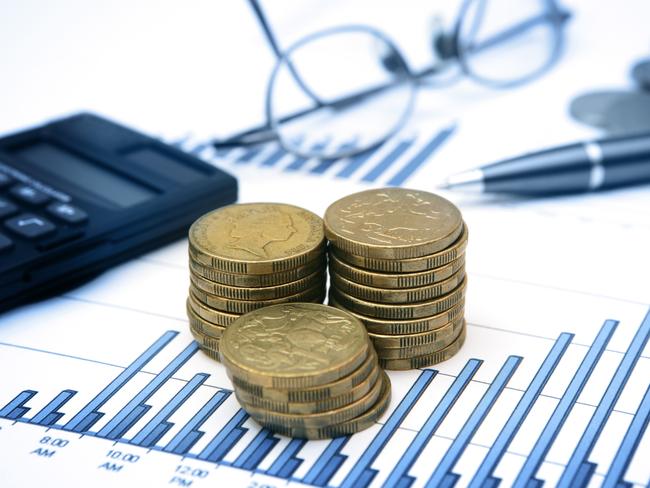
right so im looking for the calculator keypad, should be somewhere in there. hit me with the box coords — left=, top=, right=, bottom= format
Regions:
left=5, top=214, right=56, bottom=239
left=0, top=198, right=18, bottom=219
left=10, top=184, right=50, bottom=205
left=0, top=176, right=88, bottom=249
left=0, top=173, right=11, bottom=188
left=0, top=233, right=12, bottom=253
left=46, top=202, right=88, bottom=224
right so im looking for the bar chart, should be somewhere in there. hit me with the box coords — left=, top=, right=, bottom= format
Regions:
left=1, top=308, right=648, bottom=487
left=178, top=125, right=457, bottom=187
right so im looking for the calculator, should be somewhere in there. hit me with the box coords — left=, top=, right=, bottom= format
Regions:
left=0, top=113, right=237, bottom=312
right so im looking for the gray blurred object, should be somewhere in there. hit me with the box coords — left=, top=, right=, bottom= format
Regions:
left=569, top=57, right=650, bottom=135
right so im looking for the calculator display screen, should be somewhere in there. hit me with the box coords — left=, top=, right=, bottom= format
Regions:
left=14, top=142, right=156, bottom=208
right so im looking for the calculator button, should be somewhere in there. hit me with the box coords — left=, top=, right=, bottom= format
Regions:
left=0, top=198, right=18, bottom=219
left=5, top=214, right=56, bottom=239
left=0, top=233, right=12, bottom=253
left=46, top=202, right=88, bottom=224
left=10, top=185, right=50, bottom=205
left=0, top=173, right=11, bottom=188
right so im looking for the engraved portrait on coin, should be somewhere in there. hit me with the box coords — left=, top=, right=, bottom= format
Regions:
left=188, top=203, right=325, bottom=273
left=227, top=208, right=297, bottom=258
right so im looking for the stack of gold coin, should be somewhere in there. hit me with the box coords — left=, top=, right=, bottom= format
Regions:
left=219, top=303, right=390, bottom=439
left=324, top=188, right=468, bottom=370
left=187, top=203, right=327, bottom=360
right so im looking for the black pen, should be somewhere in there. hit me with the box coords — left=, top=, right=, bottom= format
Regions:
left=440, top=132, right=650, bottom=195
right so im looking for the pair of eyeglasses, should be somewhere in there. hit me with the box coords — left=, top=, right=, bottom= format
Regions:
left=214, top=0, right=571, bottom=160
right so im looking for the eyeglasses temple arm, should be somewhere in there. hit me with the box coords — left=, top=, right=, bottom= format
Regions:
left=247, top=0, right=325, bottom=107
left=458, top=8, right=571, bottom=55
left=213, top=76, right=411, bottom=149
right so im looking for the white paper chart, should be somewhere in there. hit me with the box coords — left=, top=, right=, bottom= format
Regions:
left=0, top=129, right=649, bottom=487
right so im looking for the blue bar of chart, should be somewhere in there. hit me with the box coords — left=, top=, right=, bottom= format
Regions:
left=267, top=439, right=307, bottom=478
left=0, top=309, right=648, bottom=488
left=513, top=320, right=618, bottom=488
left=198, top=409, right=249, bottom=463
left=425, top=355, right=522, bottom=488
left=233, top=428, right=280, bottom=470
left=30, top=389, right=77, bottom=426
left=130, top=373, right=208, bottom=447
left=558, top=313, right=650, bottom=488
left=386, top=125, right=456, bottom=186
left=96, top=342, right=199, bottom=440
left=219, top=126, right=456, bottom=186
left=383, top=359, right=483, bottom=488
left=360, top=139, right=415, bottom=183
left=164, top=389, right=230, bottom=455
left=340, top=369, right=437, bottom=488
left=469, top=332, right=574, bottom=488
left=0, top=390, right=37, bottom=420
left=64, top=330, right=178, bottom=433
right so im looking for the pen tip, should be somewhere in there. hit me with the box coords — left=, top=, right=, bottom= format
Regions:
left=438, top=169, right=484, bottom=193
left=436, top=179, right=452, bottom=190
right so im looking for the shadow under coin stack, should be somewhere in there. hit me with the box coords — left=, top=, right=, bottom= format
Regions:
left=325, top=188, right=468, bottom=370
left=219, top=303, right=390, bottom=439
left=187, top=203, right=327, bottom=360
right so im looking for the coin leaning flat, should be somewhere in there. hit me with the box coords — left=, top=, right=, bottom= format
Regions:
left=569, top=91, right=637, bottom=129
left=189, top=203, right=325, bottom=274
left=324, top=188, right=462, bottom=259
left=220, top=303, right=370, bottom=389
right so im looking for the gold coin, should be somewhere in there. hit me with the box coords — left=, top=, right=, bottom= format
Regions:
left=379, top=326, right=466, bottom=370
left=189, top=203, right=325, bottom=274
left=187, top=293, right=240, bottom=326
left=197, top=345, right=221, bottom=362
left=220, top=303, right=370, bottom=389
left=330, top=277, right=467, bottom=319
left=330, top=269, right=466, bottom=304
left=332, top=223, right=468, bottom=273
left=190, top=283, right=325, bottom=314
left=375, top=322, right=465, bottom=359
left=189, top=256, right=326, bottom=287
left=229, top=345, right=379, bottom=403
left=189, top=320, right=222, bottom=352
left=329, top=295, right=465, bottom=335
left=368, top=316, right=464, bottom=348
left=234, top=362, right=381, bottom=414
left=324, top=188, right=462, bottom=259
left=240, top=366, right=384, bottom=428
left=186, top=299, right=227, bottom=338
left=190, top=269, right=326, bottom=300
left=255, top=371, right=391, bottom=440
left=329, top=251, right=465, bottom=289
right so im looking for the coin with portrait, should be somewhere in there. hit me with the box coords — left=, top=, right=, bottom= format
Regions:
left=189, top=203, right=325, bottom=274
